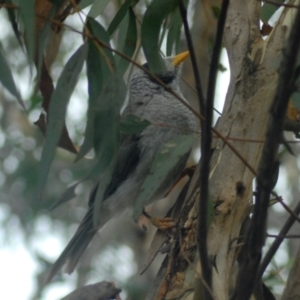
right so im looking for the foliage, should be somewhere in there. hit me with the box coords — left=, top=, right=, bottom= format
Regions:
left=0, top=1, right=300, bottom=300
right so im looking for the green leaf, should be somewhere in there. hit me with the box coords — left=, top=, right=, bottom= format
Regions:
left=291, top=92, right=300, bottom=110
left=19, top=0, right=35, bottom=64
left=116, top=7, right=137, bottom=75
left=76, top=40, right=105, bottom=161
left=107, top=0, right=133, bottom=37
left=77, top=19, right=118, bottom=161
left=142, top=0, right=179, bottom=73
left=4, top=0, right=23, bottom=49
left=120, top=114, right=151, bottom=134
left=92, top=160, right=115, bottom=227
left=36, top=7, right=57, bottom=81
left=87, top=0, right=110, bottom=18
left=29, top=94, right=43, bottom=111
left=133, top=134, right=196, bottom=220
left=38, top=44, right=87, bottom=197
left=261, top=0, right=285, bottom=24
left=50, top=181, right=81, bottom=210
left=211, top=5, right=221, bottom=19
left=92, top=74, right=126, bottom=164
left=86, top=17, right=115, bottom=69
left=0, top=47, right=24, bottom=108
left=166, top=8, right=182, bottom=56
left=79, top=0, right=95, bottom=9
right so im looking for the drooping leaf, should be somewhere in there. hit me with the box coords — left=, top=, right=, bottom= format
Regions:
left=19, top=0, right=35, bottom=64
left=142, top=0, right=179, bottom=73
left=116, top=7, right=137, bottom=75
left=4, top=0, right=23, bottom=49
left=120, top=114, right=150, bottom=135
left=107, top=0, right=133, bottom=37
left=291, top=92, right=300, bottom=111
left=0, top=47, right=24, bottom=108
left=92, top=160, right=115, bottom=227
left=260, top=0, right=285, bottom=24
left=87, top=0, right=110, bottom=18
left=50, top=181, right=81, bottom=210
left=86, top=17, right=115, bottom=70
left=38, top=44, right=87, bottom=197
left=36, top=6, right=57, bottom=81
left=166, top=7, right=182, bottom=56
left=79, top=0, right=95, bottom=9
left=158, top=18, right=168, bottom=49
left=133, top=134, right=196, bottom=220
left=76, top=40, right=105, bottom=161
left=77, top=19, right=117, bottom=161
left=92, top=74, right=126, bottom=165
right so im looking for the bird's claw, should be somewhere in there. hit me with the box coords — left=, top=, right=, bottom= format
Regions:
left=142, top=210, right=175, bottom=231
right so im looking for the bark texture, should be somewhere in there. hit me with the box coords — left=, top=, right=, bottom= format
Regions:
left=146, top=1, right=300, bottom=299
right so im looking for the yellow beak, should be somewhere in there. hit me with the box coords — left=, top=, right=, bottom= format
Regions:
left=171, top=51, right=190, bottom=67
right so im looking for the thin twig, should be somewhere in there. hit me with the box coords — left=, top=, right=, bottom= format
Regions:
left=178, top=1, right=206, bottom=122
left=177, top=2, right=212, bottom=295
left=278, top=197, right=300, bottom=224
left=259, top=201, right=300, bottom=277
left=189, top=0, right=229, bottom=297
left=267, top=234, right=300, bottom=239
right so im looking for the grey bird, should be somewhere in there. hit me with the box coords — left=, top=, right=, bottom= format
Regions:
left=46, top=52, right=196, bottom=283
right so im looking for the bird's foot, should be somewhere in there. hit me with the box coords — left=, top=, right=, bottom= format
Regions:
left=142, top=211, right=175, bottom=231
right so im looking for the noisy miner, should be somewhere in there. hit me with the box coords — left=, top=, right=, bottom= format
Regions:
left=46, top=51, right=196, bottom=282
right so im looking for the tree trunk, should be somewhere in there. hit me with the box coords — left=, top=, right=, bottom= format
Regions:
left=146, top=1, right=299, bottom=299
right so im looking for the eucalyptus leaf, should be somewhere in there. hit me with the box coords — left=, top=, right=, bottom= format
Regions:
left=166, top=8, right=181, bottom=56
left=92, top=75, right=126, bottom=165
left=79, top=0, right=95, bottom=9
left=0, top=47, right=24, bottom=108
left=4, top=0, right=23, bottom=49
left=107, top=0, right=133, bottom=37
left=142, top=0, right=179, bottom=73
left=19, top=0, right=35, bottom=64
left=38, top=44, right=87, bottom=197
left=133, top=134, right=196, bottom=220
left=88, top=0, right=110, bottom=18
left=50, top=181, right=82, bottom=210
left=86, top=17, right=115, bottom=70
left=291, top=92, right=300, bottom=110
left=36, top=7, right=56, bottom=81
left=261, top=0, right=285, bottom=24
left=92, top=160, right=115, bottom=227
left=76, top=40, right=105, bottom=161
left=120, top=114, right=150, bottom=135
left=116, top=7, right=137, bottom=75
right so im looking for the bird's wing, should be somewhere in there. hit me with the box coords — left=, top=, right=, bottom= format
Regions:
left=105, top=133, right=141, bottom=198
left=46, top=134, right=141, bottom=283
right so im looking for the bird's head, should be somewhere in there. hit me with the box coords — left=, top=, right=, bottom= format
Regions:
left=130, top=51, right=189, bottom=92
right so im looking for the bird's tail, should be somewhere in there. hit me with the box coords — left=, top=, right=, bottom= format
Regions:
left=45, top=208, right=98, bottom=284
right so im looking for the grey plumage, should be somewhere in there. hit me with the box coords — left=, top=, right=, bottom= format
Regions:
left=46, top=53, right=195, bottom=283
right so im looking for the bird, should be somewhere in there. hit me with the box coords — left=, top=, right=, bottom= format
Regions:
left=46, top=51, right=196, bottom=283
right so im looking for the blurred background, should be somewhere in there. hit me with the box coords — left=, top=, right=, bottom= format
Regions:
left=0, top=1, right=299, bottom=299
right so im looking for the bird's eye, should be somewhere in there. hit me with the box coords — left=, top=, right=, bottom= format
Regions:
left=158, top=72, right=175, bottom=84
left=142, top=63, right=149, bottom=70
